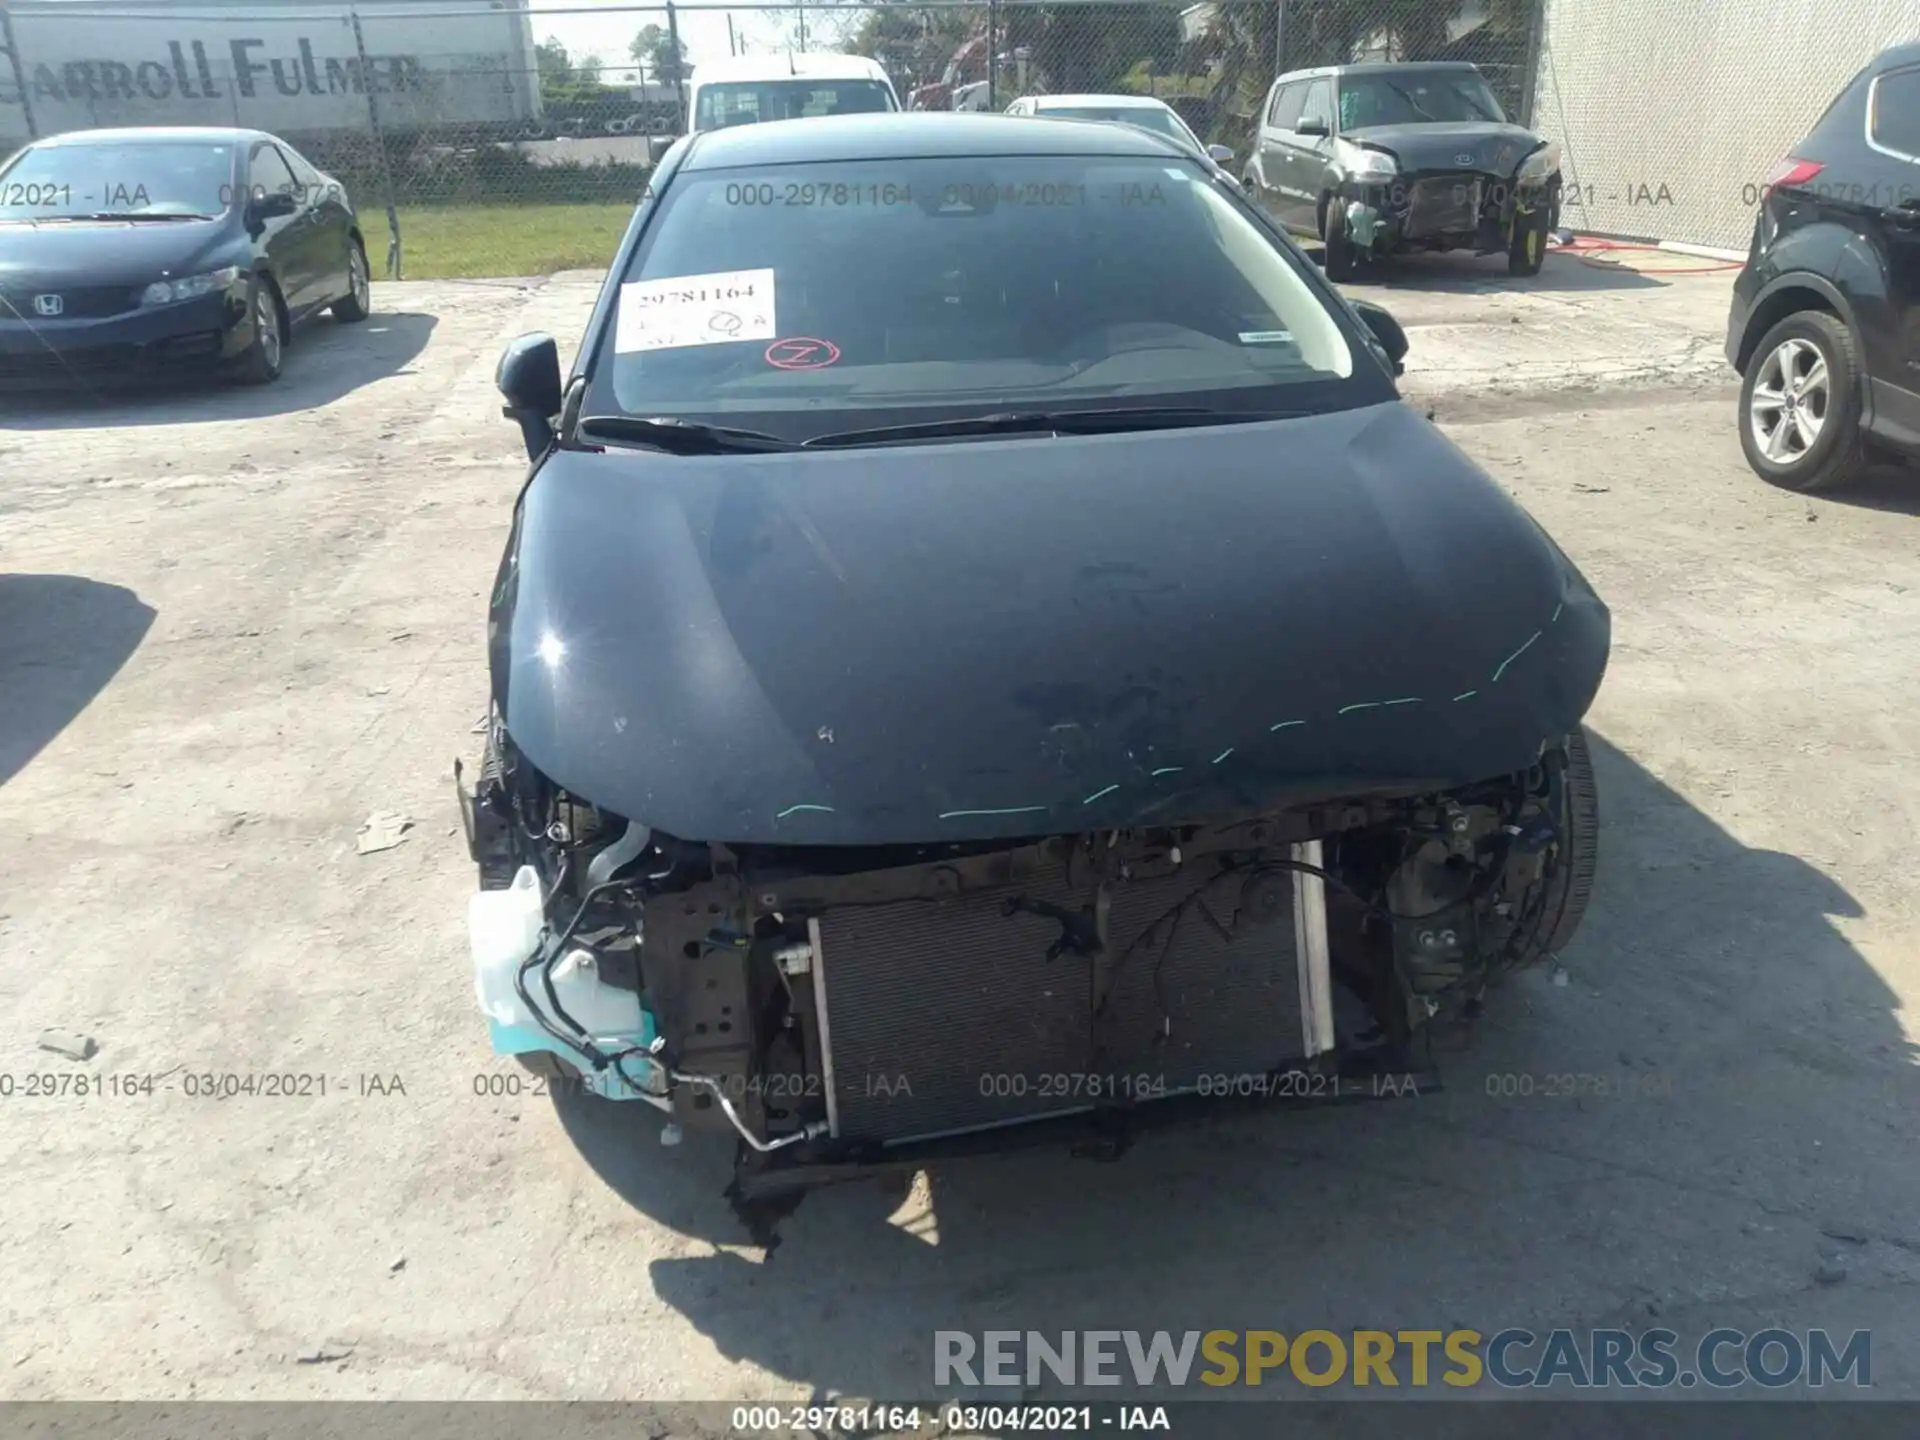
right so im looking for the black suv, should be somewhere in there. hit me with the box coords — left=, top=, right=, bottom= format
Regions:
left=1726, top=43, right=1920, bottom=491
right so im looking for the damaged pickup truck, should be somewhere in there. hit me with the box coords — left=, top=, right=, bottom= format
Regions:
left=458, top=112, right=1609, bottom=1208
left=1246, top=61, right=1563, bottom=280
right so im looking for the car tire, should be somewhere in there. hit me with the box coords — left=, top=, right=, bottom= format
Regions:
left=1737, top=310, right=1866, bottom=493
left=233, top=275, right=285, bottom=385
left=1507, top=201, right=1549, bottom=276
left=332, top=238, right=371, bottom=323
left=1322, top=199, right=1359, bottom=282
left=1505, top=726, right=1599, bottom=971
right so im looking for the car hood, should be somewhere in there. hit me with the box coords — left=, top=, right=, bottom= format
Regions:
left=497, top=403, right=1609, bottom=846
left=0, top=217, right=238, bottom=288
left=1342, top=121, right=1542, bottom=176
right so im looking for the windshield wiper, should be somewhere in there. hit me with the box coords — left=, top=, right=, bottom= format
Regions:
left=577, top=415, right=801, bottom=454
left=1379, top=80, right=1438, bottom=123
left=803, top=406, right=1299, bottom=449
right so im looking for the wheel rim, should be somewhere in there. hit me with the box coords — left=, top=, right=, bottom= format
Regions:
left=256, top=289, right=280, bottom=368
left=1749, top=336, right=1830, bottom=463
left=351, top=247, right=369, bottom=309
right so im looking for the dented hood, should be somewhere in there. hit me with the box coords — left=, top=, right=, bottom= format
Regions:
left=495, top=402, right=1609, bottom=845
left=1342, top=121, right=1542, bottom=177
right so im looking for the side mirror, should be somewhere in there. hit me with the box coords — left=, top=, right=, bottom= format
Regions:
left=497, top=332, right=563, bottom=460
left=1295, top=117, right=1330, bottom=138
left=250, top=190, right=297, bottom=221
left=1350, top=299, right=1408, bottom=377
left=647, top=134, right=676, bottom=164
left=1207, top=143, right=1234, bottom=164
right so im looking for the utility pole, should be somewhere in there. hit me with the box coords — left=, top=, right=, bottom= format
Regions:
left=987, top=0, right=998, bottom=109
left=1274, top=0, right=1285, bottom=76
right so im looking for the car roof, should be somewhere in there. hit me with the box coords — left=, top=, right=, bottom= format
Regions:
left=679, top=112, right=1191, bottom=169
left=31, top=126, right=268, bottom=147
left=1272, top=61, right=1483, bottom=84
left=1028, top=93, right=1174, bottom=110
left=1874, top=40, right=1920, bottom=71
left=690, top=52, right=891, bottom=86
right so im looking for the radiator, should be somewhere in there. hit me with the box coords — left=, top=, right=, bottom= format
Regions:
left=814, top=854, right=1325, bottom=1145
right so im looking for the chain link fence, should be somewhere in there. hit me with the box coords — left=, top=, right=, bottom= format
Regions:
left=1534, top=0, right=1919, bottom=253
left=0, top=0, right=1912, bottom=276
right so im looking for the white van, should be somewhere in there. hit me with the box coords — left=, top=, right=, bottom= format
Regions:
left=684, top=53, right=901, bottom=135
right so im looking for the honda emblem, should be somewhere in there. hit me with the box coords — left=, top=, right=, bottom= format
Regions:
left=32, top=293, right=63, bottom=316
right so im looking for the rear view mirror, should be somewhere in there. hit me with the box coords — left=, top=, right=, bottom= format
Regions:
left=1207, top=144, right=1234, bottom=164
left=497, top=332, right=563, bottom=460
left=1295, top=117, right=1329, bottom=138
left=647, top=134, right=676, bottom=165
left=1350, top=299, right=1408, bottom=377
left=250, top=190, right=297, bottom=221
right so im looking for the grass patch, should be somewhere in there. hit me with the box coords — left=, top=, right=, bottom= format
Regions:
left=375, top=204, right=634, bottom=280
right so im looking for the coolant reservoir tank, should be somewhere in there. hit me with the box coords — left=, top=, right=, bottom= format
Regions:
left=470, top=864, right=546, bottom=1026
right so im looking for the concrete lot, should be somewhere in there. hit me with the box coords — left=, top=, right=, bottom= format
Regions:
left=2, top=254, right=1917, bottom=1410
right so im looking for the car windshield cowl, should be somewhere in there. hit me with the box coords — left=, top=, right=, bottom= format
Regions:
left=802, top=405, right=1304, bottom=448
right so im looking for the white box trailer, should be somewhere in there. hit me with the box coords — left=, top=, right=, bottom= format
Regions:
left=0, top=0, right=543, bottom=140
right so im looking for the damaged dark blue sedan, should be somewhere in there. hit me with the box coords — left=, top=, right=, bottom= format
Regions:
left=460, top=113, right=1609, bottom=1211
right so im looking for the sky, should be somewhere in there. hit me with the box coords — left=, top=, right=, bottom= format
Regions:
left=525, top=0, right=863, bottom=84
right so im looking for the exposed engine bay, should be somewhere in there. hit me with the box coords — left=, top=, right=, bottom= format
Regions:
left=459, top=722, right=1596, bottom=1205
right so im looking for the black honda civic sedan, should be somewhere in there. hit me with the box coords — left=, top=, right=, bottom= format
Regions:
left=0, top=126, right=371, bottom=387
left=464, top=113, right=1609, bottom=1207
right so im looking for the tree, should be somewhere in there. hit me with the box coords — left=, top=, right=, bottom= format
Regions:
left=847, top=5, right=973, bottom=95
left=631, top=23, right=693, bottom=84
left=534, top=37, right=578, bottom=88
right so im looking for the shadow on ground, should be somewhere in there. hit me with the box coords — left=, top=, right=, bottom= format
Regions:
left=1822, top=456, right=1920, bottom=517
left=0, top=573, right=154, bottom=787
left=0, top=310, right=437, bottom=431
left=552, top=730, right=1914, bottom=1418
left=1359, top=248, right=1677, bottom=294
left=1298, top=238, right=1678, bottom=294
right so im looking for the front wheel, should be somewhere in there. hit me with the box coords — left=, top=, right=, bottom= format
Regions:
left=333, top=238, right=371, bottom=322
left=1738, top=310, right=1867, bottom=492
left=232, top=276, right=284, bottom=384
left=1508, top=200, right=1549, bottom=276
left=1506, top=727, right=1599, bottom=970
left=1322, top=200, right=1359, bottom=282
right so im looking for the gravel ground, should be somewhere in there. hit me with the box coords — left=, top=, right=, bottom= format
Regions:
left=1, top=268, right=1915, bottom=1407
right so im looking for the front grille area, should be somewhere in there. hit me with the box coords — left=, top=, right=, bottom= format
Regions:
left=817, top=862, right=1306, bottom=1144
left=0, top=331, right=224, bottom=384
left=1404, top=172, right=1490, bottom=234
left=0, top=343, right=139, bottom=380
left=0, top=285, right=140, bottom=320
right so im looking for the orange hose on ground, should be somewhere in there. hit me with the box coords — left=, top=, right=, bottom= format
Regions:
left=1548, top=235, right=1744, bottom=275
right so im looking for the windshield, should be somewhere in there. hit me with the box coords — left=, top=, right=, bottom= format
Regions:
left=0, top=140, right=234, bottom=219
left=1339, top=72, right=1506, bottom=128
left=694, top=79, right=895, bottom=130
left=584, top=154, right=1363, bottom=443
left=1040, top=106, right=1192, bottom=148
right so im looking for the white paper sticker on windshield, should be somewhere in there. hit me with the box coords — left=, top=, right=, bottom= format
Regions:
left=614, top=268, right=775, bottom=353
left=1238, top=330, right=1295, bottom=345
